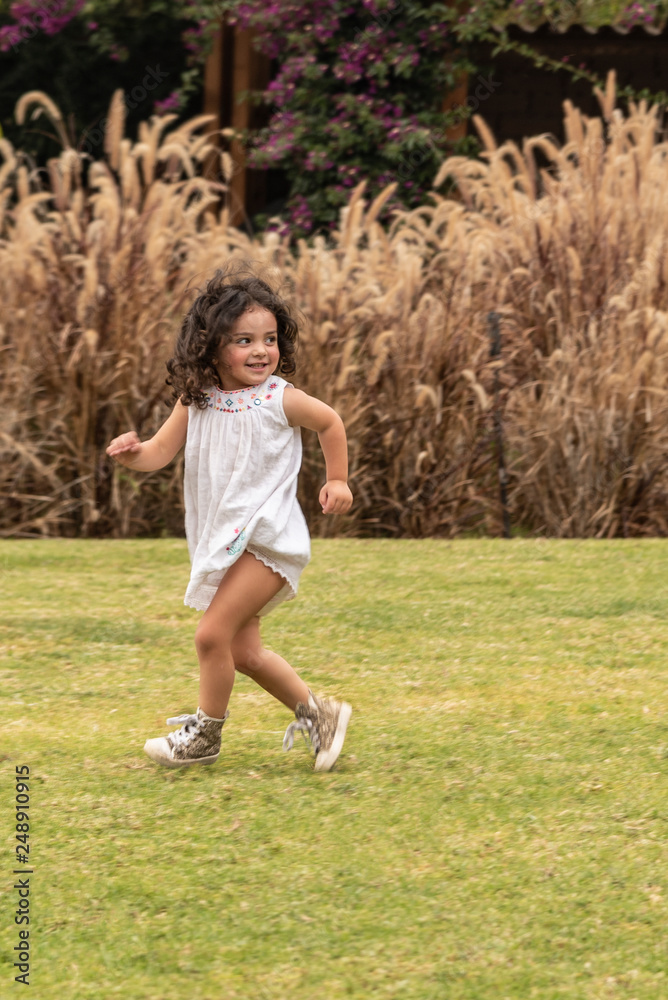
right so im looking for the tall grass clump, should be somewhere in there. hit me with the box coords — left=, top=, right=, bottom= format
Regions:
left=3, top=75, right=668, bottom=538
left=426, top=73, right=668, bottom=536
left=0, top=90, right=237, bottom=537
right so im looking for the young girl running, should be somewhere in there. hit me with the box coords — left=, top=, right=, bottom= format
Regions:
left=106, top=266, right=353, bottom=772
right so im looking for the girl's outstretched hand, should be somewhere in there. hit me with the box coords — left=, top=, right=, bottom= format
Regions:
left=106, top=431, right=143, bottom=466
left=320, top=479, right=353, bottom=515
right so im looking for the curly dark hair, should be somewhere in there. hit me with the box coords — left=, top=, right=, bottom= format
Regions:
left=166, top=263, right=298, bottom=407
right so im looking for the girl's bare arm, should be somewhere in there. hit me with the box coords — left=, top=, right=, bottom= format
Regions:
left=283, top=388, right=353, bottom=514
left=106, top=400, right=189, bottom=472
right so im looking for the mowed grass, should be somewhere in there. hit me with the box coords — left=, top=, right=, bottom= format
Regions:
left=2, top=538, right=668, bottom=1000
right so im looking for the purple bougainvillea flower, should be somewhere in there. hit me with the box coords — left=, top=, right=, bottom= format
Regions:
left=154, top=91, right=182, bottom=115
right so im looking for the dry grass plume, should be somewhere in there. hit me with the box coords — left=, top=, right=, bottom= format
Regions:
left=2, top=76, right=667, bottom=538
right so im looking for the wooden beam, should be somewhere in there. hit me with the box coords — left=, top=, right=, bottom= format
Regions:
left=442, top=72, right=470, bottom=144
left=227, top=28, right=253, bottom=225
left=203, top=22, right=223, bottom=129
left=201, top=22, right=223, bottom=195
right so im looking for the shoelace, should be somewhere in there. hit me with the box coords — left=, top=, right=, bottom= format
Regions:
left=165, top=713, right=202, bottom=748
left=283, top=715, right=320, bottom=754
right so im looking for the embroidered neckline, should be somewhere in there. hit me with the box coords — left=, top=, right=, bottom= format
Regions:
left=214, top=377, right=277, bottom=395
left=207, top=378, right=280, bottom=414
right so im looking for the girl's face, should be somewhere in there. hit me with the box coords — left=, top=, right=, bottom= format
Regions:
left=215, top=307, right=280, bottom=390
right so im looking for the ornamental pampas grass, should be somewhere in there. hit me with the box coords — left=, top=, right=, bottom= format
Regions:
left=0, top=92, right=229, bottom=536
left=3, top=75, right=668, bottom=538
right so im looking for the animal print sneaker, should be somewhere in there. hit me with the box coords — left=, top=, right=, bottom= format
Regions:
left=144, top=708, right=229, bottom=768
left=283, top=691, right=352, bottom=772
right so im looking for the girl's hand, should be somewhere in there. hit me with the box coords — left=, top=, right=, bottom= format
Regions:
left=106, top=431, right=143, bottom=465
left=319, top=479, right=353, bottom=515
left=104, top=404, right=188, bottom=472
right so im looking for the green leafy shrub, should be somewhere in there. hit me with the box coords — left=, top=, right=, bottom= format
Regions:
left=218, top=0, right=477, bottom=236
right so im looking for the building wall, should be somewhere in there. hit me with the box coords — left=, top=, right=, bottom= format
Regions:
left=469, top=26, right=668, bottom=145
left=205, top=24, right=668, bottom=222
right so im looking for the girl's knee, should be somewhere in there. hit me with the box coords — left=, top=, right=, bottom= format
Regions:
left=195, top=619, right=227, bottom=659
left=232, top=637, right=264, bottom=676
left=234, top=649, right=264, bottom=677
left=230, top=619, right=263, bottom=675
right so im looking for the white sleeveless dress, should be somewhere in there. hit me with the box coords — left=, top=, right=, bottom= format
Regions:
left=183, top=375, right=310, bottom=615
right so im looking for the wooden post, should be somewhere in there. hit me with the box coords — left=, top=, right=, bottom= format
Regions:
left=202, top=23, right=270, bottom=227
left=203, top=23, right=223, bottom=130
left=442, top=72, right=469, bottom=143
left=201, top=20, right=223, bottom=209
left=204, top=24, right=470, bottom=220
left=227, top=28, right=252, bottom=226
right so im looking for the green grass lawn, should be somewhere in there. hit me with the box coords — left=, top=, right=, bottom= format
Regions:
left=2, top=538, right=668, bottom=999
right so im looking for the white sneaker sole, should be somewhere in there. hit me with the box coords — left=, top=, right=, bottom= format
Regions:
left=143, top=737, right=219, bottom=768
left=314, top=702, right=352, bottom=772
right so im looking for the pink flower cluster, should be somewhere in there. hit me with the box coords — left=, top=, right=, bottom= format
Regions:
left=222, top=0, right=455, bottom=235
left=0, top=0, right=85, bottom=52
left=154, top=91, right=182, bottom=115
left=287, top=194, right=313, bottom=230
left=181, top=18, right=209, bottom=61
left=619, top=0, right=658, bottom=25
left=228, top=1, right=349, bottom=59
left=237, top=3, right=450, bottom=162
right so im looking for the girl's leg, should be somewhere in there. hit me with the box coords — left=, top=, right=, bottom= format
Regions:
left=232, top=617, right=309, bottom=711
left=195, top=551, right=298, bottom=718
left=232, top=616, right=351, bottom=772
left=186, top=551, right=350, bottom=774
